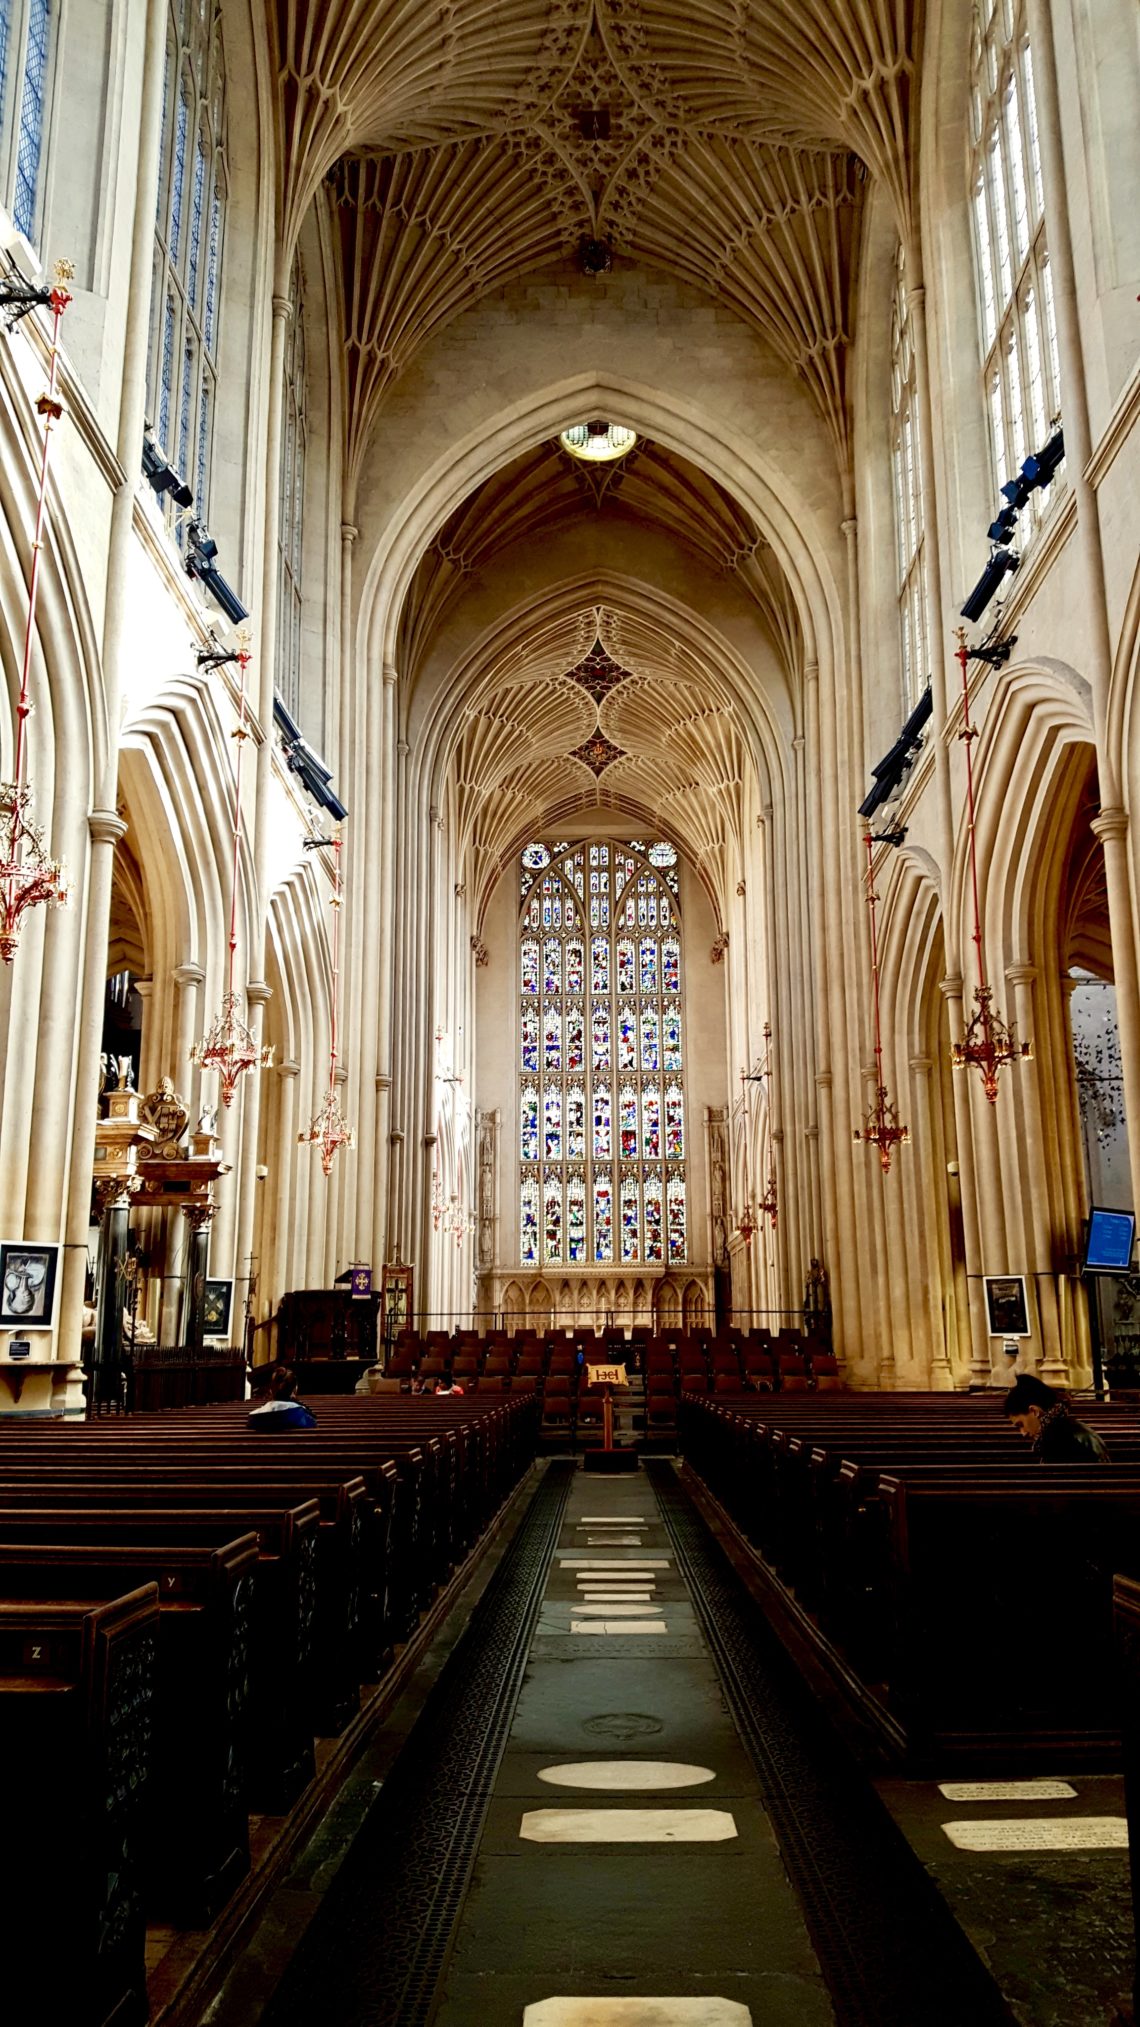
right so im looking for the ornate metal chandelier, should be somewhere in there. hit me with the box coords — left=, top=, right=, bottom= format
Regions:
left=299, top=831, right=354, bottom=1175
left=854, top=828, right=909, bottom=1172
left=949, top=629, right=1031, bottom=1100
left=191, top=641, right=274, bottom=1104
left=758, top=1022, right=779, bottom=1227
left=0, top=263, right=74, bottom=962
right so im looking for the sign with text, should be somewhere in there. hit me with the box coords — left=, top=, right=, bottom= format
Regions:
left=586, top=1363, right=628, bottom=1388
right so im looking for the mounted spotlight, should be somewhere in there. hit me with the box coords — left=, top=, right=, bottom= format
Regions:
left=185, top=520, right=248, bottom=625
left=960, top=547, right=1019, bottom=624
left=273, top=695, right=349, bottom=821
left=987, top=504, right=1018, bottom=545
left=858, top=685, right=932, bottom=818
left=1021, top=427, right=1065, bottom=490
left=142, top=433, right=194, bottom=509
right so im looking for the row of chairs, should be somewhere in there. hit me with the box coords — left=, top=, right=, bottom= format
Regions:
left=390, top=1326, right=832, bottom=1380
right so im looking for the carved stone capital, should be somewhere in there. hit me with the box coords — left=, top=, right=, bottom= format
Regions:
left=172, top=962, right=205, bottom=989
left=89, top=809, right=128, bottom=848
left=471, top=936, right=488, bottom=967
left=245, top=980, right=272, bottom=1006
left=341, top=522, right=359, bottom=547
left=710, top=932, right=729, bottom=964
left=271, top=293, right=293, bottom=323
left=1005, top=962, right=1038, bottom=987
left=1092, top=806, right=1129, bottom=844
left=180, top=1200, right=216, bottom=1231
left=94, top=1173, right=142, bottom=1216
left=939, top=974, right=964, bottom=1001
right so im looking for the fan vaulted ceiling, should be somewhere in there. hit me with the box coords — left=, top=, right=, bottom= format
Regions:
left=276, top=1, right=916, bottom=482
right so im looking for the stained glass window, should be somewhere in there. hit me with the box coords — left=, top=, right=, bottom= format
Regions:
left=969, top=0, right=1060, bottom=544
left=0, top=0, right=54, bottom=247
left=277, top=249, right=307, bottom=724
left=149, top=0, right=227, bottom=524
left=519, top=840, right=686, bottom=1265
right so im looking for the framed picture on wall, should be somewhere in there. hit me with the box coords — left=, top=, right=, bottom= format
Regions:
left=203, top=1279, right=234, bottom=1342
left=984, top=1274, right=1030, bottom=1339
left=0, top=1242, right=60, bottom=1330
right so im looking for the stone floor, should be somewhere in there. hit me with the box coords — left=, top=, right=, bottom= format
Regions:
left=198, top=1463, right=1138, bottom=2027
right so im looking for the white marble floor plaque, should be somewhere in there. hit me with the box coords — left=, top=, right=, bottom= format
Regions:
left=580, top=1591, right=655, bottom=1603
left=938, top=1780, right=1077, bottom=1802
left=523, top=2000, right=752, bottom=2024
left=559, top=1559, right=669, bottom=1569
left=587, top=1535, right=643, bottom=1545
left=570, top=1619, right=669, bottom=1635
left=941, top=1816, right=1127, bottom=1851
left=520, top=1807, right=738, bottom=1843
left=569, top=1603, right=664, bottom=1616
left=537, top=1762, right=716, bottom=1790
left=579, top=1516, right=652, bottom=1525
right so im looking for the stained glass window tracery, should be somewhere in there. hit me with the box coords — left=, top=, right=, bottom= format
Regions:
left=519, top=839, right=686, bottom=1265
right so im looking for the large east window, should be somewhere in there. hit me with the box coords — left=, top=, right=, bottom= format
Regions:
left=276, top=250, right=307, bottom=723
left=149, top=0, right=227, bottom=514
left=890, top=241, right=927, bottom=716
left=0, top=0, right=55, bottom=246
left=969, top=0, right=1060, bottom=535
left=518, top=839, right=686, bottom=1269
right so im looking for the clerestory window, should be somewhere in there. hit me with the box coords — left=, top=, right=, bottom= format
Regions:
left=149, top=0, right=228, bottom=519
left=889, top=241, right=928, bottom=716
left=276, top=250, right=307, bottom=724
left=518, top=839, right=686, bottom=1269
left=968, top=0, right=1061, bottom=538
left=0, top=0, right=56, bottom=247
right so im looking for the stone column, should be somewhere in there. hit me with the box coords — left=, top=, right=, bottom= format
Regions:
left=1025, top=0, right=1140, bottom=1220
left=61, top=0, right=166, bottom=1380
left=1005, top=961, right=1065, bottom=1378
left=59, top=811, right=128, bottom=1381
left=93, top=1177, right=139, bottom=1407
left=941, top=975, right=990, bottom=1384
left=231, top=977, right=272, bottom=1325
left=272, top=1060, right=300, bottom=1312
left=181, top=1204, right=214, bottom=1358
left=909, top=1054, right=954, bottom=1388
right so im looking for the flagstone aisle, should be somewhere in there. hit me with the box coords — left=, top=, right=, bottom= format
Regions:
left=430, top=1469, right=834, bottom=2026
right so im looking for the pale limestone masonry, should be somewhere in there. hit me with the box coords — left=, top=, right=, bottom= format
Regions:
left=0, top=0, right=1135, bottom=1410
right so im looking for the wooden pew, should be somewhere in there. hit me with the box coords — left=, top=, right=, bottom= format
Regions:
left=680, top=1392, right=1140, bottom=1764
left=0, top=1531, right=256, bottom=1922
left=2, top=1585, right=158, bottom=2027
left=0, top=1497, right=319, bottom=1811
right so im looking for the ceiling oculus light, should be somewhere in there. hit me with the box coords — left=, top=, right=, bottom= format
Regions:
left=560, top=419, right=637, bottom=463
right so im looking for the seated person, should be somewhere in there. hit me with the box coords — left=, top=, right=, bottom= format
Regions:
left=1002, top=1373, right=1107, bottom=1461
left=249, top=1363, right=316, bottom=1430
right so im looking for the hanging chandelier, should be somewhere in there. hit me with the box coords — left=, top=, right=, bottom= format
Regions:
left=300, top=831, right=354, bottom=1174
left=191, top=640, right=274, bottom=1104
left=735, top=1069, right=761, bottom=1246
left=949, top=629, right=1031, bottom=1100
left=0, top=262, right=74, bottom=962
left=432, top=1173, right=471, bottom=1248
left=758, top=1022, right=778, bottom=1227
left=854, top=828, right=909, bottom=1172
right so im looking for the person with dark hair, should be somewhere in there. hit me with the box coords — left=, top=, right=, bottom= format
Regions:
left=248, top=1363, right=317, bottom=1430
left=1002, top=1373, right=1107, bottom=1461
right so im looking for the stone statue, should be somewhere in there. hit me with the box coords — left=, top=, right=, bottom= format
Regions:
left=197, top=1100, right=218, bottom=1137
left=803, top=1257, right=832, bottom=1347
left=140, top=1075, right=190, bottom=1152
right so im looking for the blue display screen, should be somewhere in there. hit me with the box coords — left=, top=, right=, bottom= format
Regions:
left=1085, top=1207, right=1136, bottom=1273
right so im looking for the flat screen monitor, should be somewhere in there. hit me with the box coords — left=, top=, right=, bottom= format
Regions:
left=1083, top=1206, right=1136, bottom=1275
